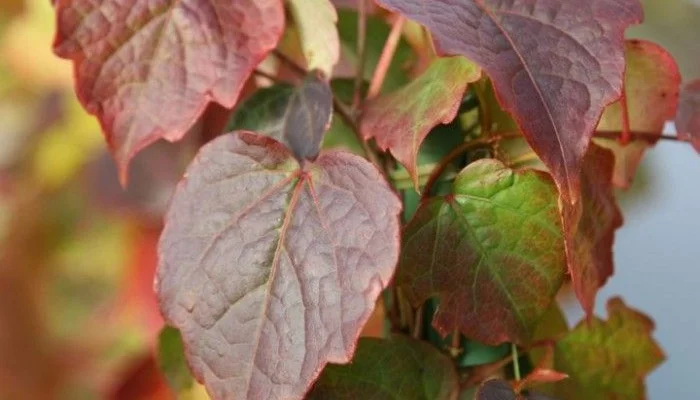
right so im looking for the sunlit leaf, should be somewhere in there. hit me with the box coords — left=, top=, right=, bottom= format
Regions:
left=307, top=335, right=458, bottom=400
left=676, top=80, right=700, bottom=153
left=399, top=159, right=566, bottom=345
left=596, top=40, right=681, bottom=188
left=156, top=132, right=401, bottom=400
left=559, top=145, right=623, bottom=315
left=53, top=0, right=284, bottom=183
left=554, top=297, right=664, bottom=399
left=157, top=327, right=193, bottom=393
left=288, top=0, right=340, bottom=77
left=226, top=73, right=333, bottom=160
left=360, top=57, right=481, bottom=188
left=375, top=0, right=643, bottom=202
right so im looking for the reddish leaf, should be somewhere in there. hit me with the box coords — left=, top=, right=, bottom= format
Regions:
left=554, top=297, right=664, bottom=399
left=375, top=0, right=643, bottom=202
left=53, top=0, right=284, bottom=184
left=398, top=159, right=566, bottom=345
left=360, top=56, right=481, bottom=189
left=676, top=80, right=700, bottom=153
left=156, top=132, right=401, bottom=400
left=515, top=369, right=568, bottom=393
left=559, top=145, right=623, bottom=315
left=596, top=40, right=681, bottom=188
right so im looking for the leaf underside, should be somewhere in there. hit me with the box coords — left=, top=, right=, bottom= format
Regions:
left=376, top=0, right=643, bottom=202
left=399, top=159, right=566, bottom=345
left=156, top=132, right=401, bottom=400
left=307, top=335, right=459, bottom=400
left=53, top=0, right=284, bottom=183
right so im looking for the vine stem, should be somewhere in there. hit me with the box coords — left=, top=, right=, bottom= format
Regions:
left=596, top=130, right=684, bottom=142
left=511, top=343, right=521, bottom=381
left=353, top=0, right=368, bottom=108
left=412, top=304, right=423, bottom=339
left=366, top=15, right=406, bottom=99
left=619, top=82, right=632, bottom=145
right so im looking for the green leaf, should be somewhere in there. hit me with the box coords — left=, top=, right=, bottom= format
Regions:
left=399, top=159, right=566, bottom=345
left=307, top=335, right=459, bottom=400
left=157, top=326, right=194, bottom=393
left=287, top=0, right=339, bottom=77
left=336, top=9, right=415, bottom=93
left=226, top=73, right=332, bottom=160
left=360, top=57, right=481, bottom=188
left=554, top=297, right=665, bottom=400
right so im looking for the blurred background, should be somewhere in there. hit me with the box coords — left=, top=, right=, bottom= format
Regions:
left=0, top=0, right=698, bottom=399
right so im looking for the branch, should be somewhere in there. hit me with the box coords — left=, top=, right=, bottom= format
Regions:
left=366, top=16, right=406, bottom=100
left=353, top=0, right=368, bottom=108
left=595, top=130, right=685, bottom=143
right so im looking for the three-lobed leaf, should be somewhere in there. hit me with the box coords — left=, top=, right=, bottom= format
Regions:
left=53, top=0, right=284, bottom=183
left=553, top=297, right=664, bottom=399
left=156, top=132, right=401, bottom=400
left=307, top=335, right=459, bottom=400
left=375, top=0, right=643, bottom=202
left=676, top=80, right=700, bottom=153
left=596, top=40, right=681, bottom=188
left=226, top=73, right=333, bottom=160
left=399, top=159, right=566, bottom=345
left=559, top=144, right=623, bottom=315
left=360, top=56, right=481, bottom=189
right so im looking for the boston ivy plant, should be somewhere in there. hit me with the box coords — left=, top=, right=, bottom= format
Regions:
left=52, top=0, right=700, bottom=399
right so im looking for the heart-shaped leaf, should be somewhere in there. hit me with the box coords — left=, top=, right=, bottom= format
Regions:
left=676, top=80, right=700, bottom=153
left=226, top=73, right=333, bottom=160
left=559, top=144, right=623, bottom=315
left=398, top=159, right=566, bottom=345
left=596, top=40, right=681, bottom=188
left=53, top=0, right=284, bottom=183
left=375, top=0, right=643, bottom=202
left=360, top=56, right=481, bottom=189
left=156, top=132, right=401, bottom=400
left=307, top=335, right=459, bottom=400
left=553, top=297, right=664, bottom=399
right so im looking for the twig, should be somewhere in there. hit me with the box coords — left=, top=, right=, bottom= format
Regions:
left=353, top=0, right=368, bottom=108
left=511, top=343, right=521, bottom=381
left=412, top=304, right=424, bottom=339
left=366, top=16, right=406, bottom=99
left=253, top=69, right=280, bottom=83
left=332, top=98, right=384, bottom=174
left=595, top=130, right=684, bottom=142
left=272, top=49, right=307, bottom=77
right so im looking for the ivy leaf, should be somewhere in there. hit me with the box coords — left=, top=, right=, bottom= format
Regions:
left=307, top=335, right=458, bottom=400
left=554, top=297, right=665, bottom=399
left=676, top=80, right=700, bottom=153
left=156, top=132, right=401, bottom=400
left=53, top=0, right=284, bottom=183
left=157, top=326, right=194, bottom=393
left=227, top=73, right=333, bottom=160
left=560, top=145, right=623, bottom=315
left=288, top=0, right=340, bottom=77
left=398, top=159, right=566, bottom=345
left=375, top=0, right=643, bottom=202
left=476, top=379, right=559, bottom=400
left=360, top=57, right=481, bottom=189
left=596, top=40, right=681, bottom=188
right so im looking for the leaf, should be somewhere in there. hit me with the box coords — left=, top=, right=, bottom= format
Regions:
left=559, top=144, right=623, bottom=315
left=596, top=40, right=681, bottom=188
left=676, top=80, right=700, bottom=153
left=398, top=159, right=566, bottom=345
left=360, top=57, right=481, bottom=189
left=53, top=0, right=285, bottom=183
left=156, top=132, right=402, bottom=400
left=375, top=0, right=643, bottom=202
left=227, top=73, right=333, bottom=160
left=157, top=327, right=194, bottom=393
left=307, top=335, right=458, bottom=400
left=288, top=0, right=340, bottom=77
left=554, top=297, right=664, bottom=399
left=475, top=379, right=558, bottom=400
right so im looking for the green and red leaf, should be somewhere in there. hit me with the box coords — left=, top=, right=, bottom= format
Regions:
left=596, top=40, right=681, bottom=188
left=375, top=0, right=643, bottom=202
left=307, top=335, right=459, bottom=400
left=156, top=132, right=401, bottom=400
left=553, top=297, right=664, bottom=399
left=53, top=0, right=284, bottom=183
left=360, top=56, right=481, bottom=189
left=398, top=159, right=566, bottom=345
